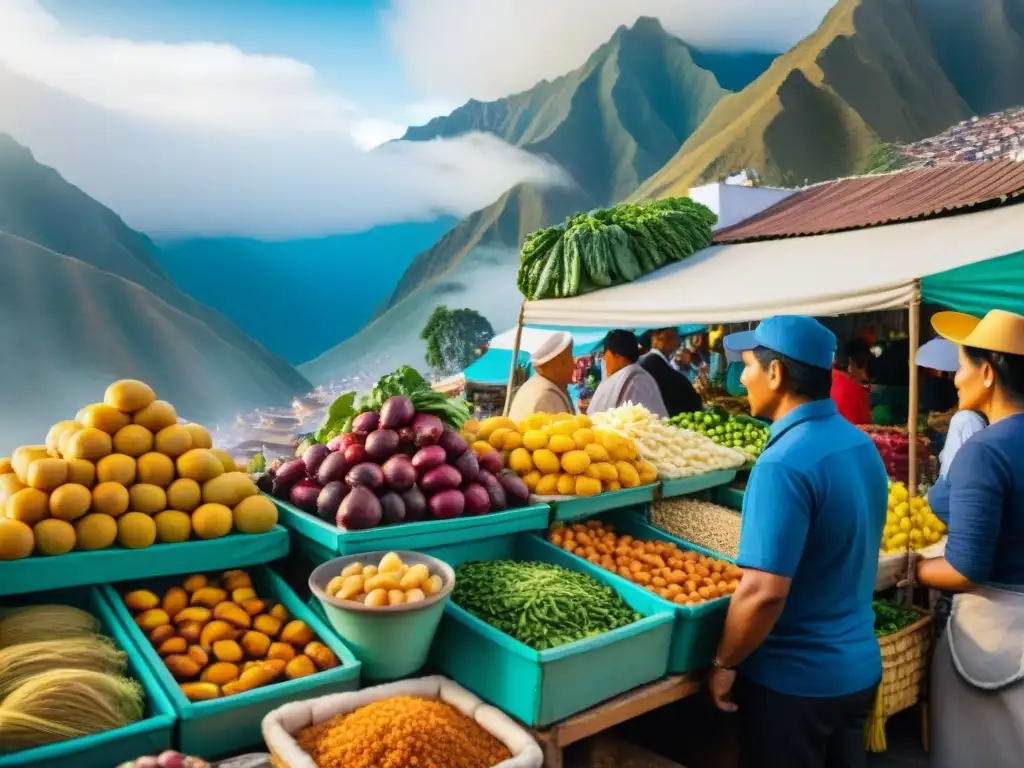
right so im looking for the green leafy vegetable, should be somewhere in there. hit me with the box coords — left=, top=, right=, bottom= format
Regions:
left=247, top=453, right=266, bottom=474
left=315, top=391, right=357, bottom=444
left=872, top=599, right=921, bottom=637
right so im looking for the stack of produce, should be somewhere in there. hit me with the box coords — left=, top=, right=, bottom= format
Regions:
left=453, top=559, right=642, bottom=649
left=650, top=497, right=742, bottom=560
left=0, top=605, right=144, bottom=751
left=547, top=520, right=743, bottom=605
left=119, top=569, right=339, bottom=702
left=117, top=753, right=209, bottom=768
left=517, top=198, right=717, bottom=301
left=259, top=395, right=532, bottom=528
left=881, top=481, right=946, bottom=554
left=859, top=426, right=931, bottom=482
left=294, top=696, right=512, bottom=768
left=0, top=380, right=277, bottom=562
left=872, top=598, right=922, bottom=637
left=590, top=404, right=746, bottom=480
left=324, top=551, right=445, bottom=607
left=668, top=411, right=769, bottom=463
left=466, top=413, right=657, bottom=497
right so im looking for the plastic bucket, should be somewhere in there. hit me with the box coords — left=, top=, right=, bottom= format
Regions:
left=309, top=550, right=454, bottom=681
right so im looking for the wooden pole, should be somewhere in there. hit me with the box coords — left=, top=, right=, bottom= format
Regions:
left=901, top=282, right=922, bottom=592
left=502, top=302, right=526, bottom=416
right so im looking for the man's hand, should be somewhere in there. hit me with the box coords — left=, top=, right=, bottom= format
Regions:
left=708, top=667, right=738, bottom=713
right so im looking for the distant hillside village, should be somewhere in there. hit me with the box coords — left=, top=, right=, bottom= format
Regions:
left=897, top=106, right=1024, bottom=167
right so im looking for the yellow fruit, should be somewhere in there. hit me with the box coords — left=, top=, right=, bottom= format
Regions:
left=635, top=460, right=658, bottom=485
left=177, top=449, right=225, bottom=483
left=891, top=484, right=909, bottom=503
left=105, top=379, right=156, bottom=413
left=117, top=511, right=157, bottom=549
left=96, top=454, right=137, bottom=486
left=548, top=434, right=576, bottom=454
left=202, top=472, right=258, bottom=508
left=0, top=458, right=10, bottom=475
left=26, top=458, right=68, bottom=492
left=0, top=474, right=25, bottom=508
left=503, top=431, right=524, bottom=451
left=136, top=452, right=175, bottom=487
left=129, top=484, right=168, bottom=516
left=535, top=474, right=559, bottom=495
left=192, top=503, right=234, bottom=539
left=12, top=446, right=49, bottom=482
left=133, top=400, right=178, bottom=433
left=74, top=513, right=117, bottom=550
left=551, top=420, right=576, bottom=437
left=525, top=413, right=551, bottom=430
left=889, top=532, right=908, bottom=548
left=574, top=476, right=602, bottom=497
left=899, top=517, right=911, bottom=532
left=155, top=425, right=193, bottom=458
left=209, top=449, right=237, bottom=473
left=65, top=429, right=113, bottom=462
left=595, top=462, right=618, bottom=483
left=167, top=478, right=202, bottom=512
left=556, top=473, right=577, bottom=495
left=92, top=481, right=131, bottom=517
left=522, top=430, right=549, bottom=451
left=232, top=495, right=278, bottom=534
left=477, top=417, right=517, bottom=441
left=615, top=461, right=640, bottom=489
left=45, top=420, right=82, bottom=455
left=572, top=428, right=596, bottom=449
left=532, top=449, right=560, bottom=475
left=112, top=424, right=153, bottom=458
left=0, top=518, right=34, bottom=560
left=488, top=428, right=511, bottom=449
left=49, top=483, right=92, bottom=521
left=516, top=421, right=528, bottom=435
left=33, top=518, right=76, bottom=556
left=154, top=510, right=193, bottom=543
left=77, top=404, right=132, bottom=436
left=560, top=450, right=591, bottom=476
left=7, top=488, right=49, bottom=526
left=522, top=471, right=542, bottom=491
left=181, top=424, right=214, bottom=450
left=471, top=441, right=495, bottom=458
left=462, top=418, right=481, bottom=435
left=573, top=415, right=593, bottom=429
left=65, top=458, right=96, bottom=488
left=508, top=448, right=534, bottom=475
left=605, top=480, right=622, bottom=492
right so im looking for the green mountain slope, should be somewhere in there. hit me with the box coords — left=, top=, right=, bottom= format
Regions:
left=384, top=17, right=735, bottom=311
left=0, top=134, right=310, bottom=451
left=635, top=0, right=1024, bottom=198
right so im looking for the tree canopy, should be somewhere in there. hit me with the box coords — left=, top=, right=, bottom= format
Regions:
left=420, top=305, right=495, bottom=375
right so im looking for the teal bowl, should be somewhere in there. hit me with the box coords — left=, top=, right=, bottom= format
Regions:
left=310, top=550, right=455, bottom=681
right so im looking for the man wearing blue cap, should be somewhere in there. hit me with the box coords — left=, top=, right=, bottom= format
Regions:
left=709, top=315, right=888, bottom=768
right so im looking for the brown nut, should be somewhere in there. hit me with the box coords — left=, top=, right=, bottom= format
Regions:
left=135, top=608, right=171, bottom=632
left=199, top=620, right=238, bottom=650
left=164, top=654, right=202, bottom=680
left=177, top=620, right=204, bottom=644
left=157, top=636, right=188, bottom=657
left=279, top=620, right=315, bottom=647
left=182, top=574, right=208, bottom=593
left=212, top=639, right=244, bottom=663
left=161, top=587, right=189, bottom=619
left=213, top=601, right=251, bottom=630
left=304, top=641, right=339, bottom=670
left=200, top=662, right=240, bottom=686
left=232, top=588, right=257, bottom=603
left=149, top=625, right=176, bottom=646
left=252, top=614, right=282, bottom=638
left=190, top=587, right=229, bottom=609
left=285, top=655, right=317, bottom=680
left=187, top=645, right=209, bottom=667
left=269, top=604, right=289, bottom=622
left=240, top=598, right=266, bottom=617
left=221, top=570, right=252, bottom=592
left=180, top=682, right=221, bottom=701
left=125, top=590, right=160, bottom=612
left=266, top=642, right=296, bottom=663
left=240, top=630, right=271, bottom=659
left=173, top=606, right=213, bottom=625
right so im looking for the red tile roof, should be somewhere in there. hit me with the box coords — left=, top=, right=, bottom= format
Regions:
left=714, top=160, right=1024, bottom=244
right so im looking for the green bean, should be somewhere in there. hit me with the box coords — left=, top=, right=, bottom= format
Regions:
left=452, top=561, right=643, bottom=650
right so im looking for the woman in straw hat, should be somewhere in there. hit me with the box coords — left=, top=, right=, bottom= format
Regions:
left=916, top=309, right=1024, bottom=767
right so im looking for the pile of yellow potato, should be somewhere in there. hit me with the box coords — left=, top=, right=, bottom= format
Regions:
left=0, top=379, right=278, bottom=561
left=463, top=413, right=656, bottom=497
left=123, top=569, right=339, bottom=702
left=880, top=481, right=947, bottom=554
left=325, top=551, right=445, bottom=607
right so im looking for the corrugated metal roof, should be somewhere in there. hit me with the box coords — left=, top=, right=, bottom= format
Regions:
left=714, top=160, right=1024, bottom=244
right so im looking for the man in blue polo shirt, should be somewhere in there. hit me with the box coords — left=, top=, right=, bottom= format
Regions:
left=710, top=316, right=888, bottom=768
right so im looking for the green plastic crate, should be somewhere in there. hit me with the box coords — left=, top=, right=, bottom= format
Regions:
left=422, top=533, right=674, bottom=727
left=566, top=508, right=736, bottom=674
left=0, top=527, right=290, bottom=596
left=716, top=485, right=746, bottom=511
left=270, top=493, right=551, bottom=555
left=538, top=484, right=658, bottom=523
left=0, top=590, right=175, bottom=768
left=658, top=469, right=737, bottom=499
left=100, top=565, right=361, bottom=759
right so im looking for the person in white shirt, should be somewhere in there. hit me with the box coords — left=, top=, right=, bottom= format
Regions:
left=508, top=332, right=576, bottom=423
left=588, top=330, right=667, bottom=417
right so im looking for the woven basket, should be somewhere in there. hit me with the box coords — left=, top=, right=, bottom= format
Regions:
left=865, top=610, right=933, bottom=752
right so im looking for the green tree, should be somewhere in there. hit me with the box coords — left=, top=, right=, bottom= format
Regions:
left=421, top=305, right=495, bottom=375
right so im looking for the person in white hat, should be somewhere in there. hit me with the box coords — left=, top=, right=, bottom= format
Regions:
left=508, top=331, right=576, bottom=423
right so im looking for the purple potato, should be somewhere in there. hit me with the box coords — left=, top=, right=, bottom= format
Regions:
left=379, top=396, right=416, bottom=430
left=336, top=486, right=382, bottom=530
left=254, top=472, right=273, bottom=494
left=438, top=429, right=469, bottom=460
left=397, top=426, right=417, bottom=446
left=429, top=489, right=465, bottom=520
left=351, top=411, right=380, bottom=435
left=346, top=462, right=385, bottom=491
left=378, top=490, right=407, bottom=525
left=303, top=443, right=331, bottom=477
left=477, top=470, right=507, bottom=511
left=420, top=465, right=462, bottom=494
left=317, top=451, right=350, bottom=486
left=274, top=458, right=306, bottom=488
left=401, top=485, right=428, bottom=521
left=344, top=443, right=368, bottom=466
left=498, top=470, right=530, bottom=507
left=289, top=478, right=322, bottom=512
left=382, top=455, right=416, bottom=491
left=365, top=429, right=400, bottom=463
left=326, top=434, right=345, bottom=452
left=478, top=449, right=504, bottom=475
left=316, top=480, right=349, bottom=521
left=411, top=445, right=447, bottom=473
left=463, top=483, right=491, bottom=516
left=454, top=450, right=480, bottom=482
left=411, top=413, right=444, bottom=447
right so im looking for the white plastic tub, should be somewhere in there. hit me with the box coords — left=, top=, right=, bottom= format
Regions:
left=262, top=675, right=543, bottom=768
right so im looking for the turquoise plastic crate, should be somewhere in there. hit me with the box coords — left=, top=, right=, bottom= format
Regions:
left=270, top=493, right=550, bottom=555
left=0, top=589, right=175, bottom=768
left=539, top=484, right=658, bottom=523
left=422, top=533, right=674, bottom=727
left=563, top=508, right=736, bottom=674
left=716, top=485, right=746, bottom=511
left=658, top=469, right=737, bottom=499
left=0, top=527, right=290, bottom=596
left=100, top=565, right=361, bottom=758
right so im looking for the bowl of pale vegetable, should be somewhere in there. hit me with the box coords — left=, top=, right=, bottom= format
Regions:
left=310, top=550, right=454, bottom=681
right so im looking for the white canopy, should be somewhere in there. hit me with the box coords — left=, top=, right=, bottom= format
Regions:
left=487, top=326, right=609, bottom=353
left=523, top=203, right=1024, bottom=327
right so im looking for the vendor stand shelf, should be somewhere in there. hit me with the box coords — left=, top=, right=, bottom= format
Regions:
left=527, top=675, right=701, bottom=768
left=536, top=485, right=657, bottom=523
left=658, top=469, right=737, bottom=499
